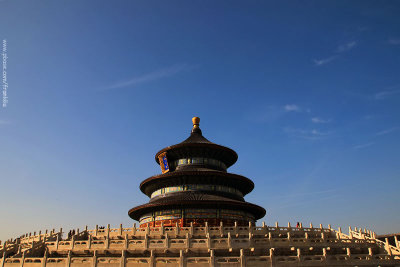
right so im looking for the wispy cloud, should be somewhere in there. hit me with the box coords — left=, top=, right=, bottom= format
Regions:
left=274, top=189, right=337, bottom=199
left=364, top=115, right=377, bottom=120
left=374, top=89, right=400, bottom=100
left=284, top=127, right=331, bottom=140
left=272, top=188, right=340, bottom=210
left=284, top=104, right=301, bottom=112
left=105, top=64, right=190, bottom=90
left=313, top=41, right=357, bottom=66
left=375, top=127, right=399, bottom=136
left=249, top=104, right=309, bottom=123
left=313, top=56, right=337, bottom=66
left=353, top=142, right=374, bottom=150
left=0, top=120, right=10, bottom=125
left=337, top=41, right=357, bottom=53
left=388, top=38, right=400, bottom=45
left=274, top=194, right=339, bottom=210
left=311, top=117, right=331, bottom=123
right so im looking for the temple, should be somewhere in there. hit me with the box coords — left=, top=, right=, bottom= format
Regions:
left=129, top=117, right=265, bottom=228
left=1, top=117, right=400, bottom=266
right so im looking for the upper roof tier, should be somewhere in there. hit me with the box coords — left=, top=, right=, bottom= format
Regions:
left=154, top=117, right=238, bottom=170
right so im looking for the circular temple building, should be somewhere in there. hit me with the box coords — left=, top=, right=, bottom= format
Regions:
left=129, top=117, right=266, bottom=228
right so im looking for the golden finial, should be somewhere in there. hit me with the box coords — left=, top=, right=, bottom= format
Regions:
left=192, top=117, right=200, bottom=127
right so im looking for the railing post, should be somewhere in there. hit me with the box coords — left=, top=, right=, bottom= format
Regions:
left=386, top=238, right=392, bottom=256
left=132, top=223, right=136, bottom=236
left=248, top=231, right=252, bottom=248
left=158, top=222, right=163, bottom=236
left=149, top=250, right=155, bottom=267
left=1, top=252, right=5, bottom=267
left=119, top=224, right=123, bottom=236
left=186, top=233, right=190, bottom=249
left=93, top=250, right=97, bottom=267
left=297, top=248, right=301, bottom=261
left=122, top=234, right=127, bottom=250
left=67, top=250, right=71, bottom=267
left=20, top=251, right=25, bottom=267
left=55, top=235, right=59, bottom=250
left=219, top=221, right=224, bottom=236
left=210, top=249, right=215, bottom=267
left=105, top=233, right=109, bottom=249
left=395, top=235, right=400, bottom=249
left=234, top=222, right=238, bottom=236
left=144, top=234, right=148, bottom=249
left=42, top=248, right=47, bottom=267
left=120, top=250, right=125, bottom=267
left=270, top=248, right=274, bottom=264
left=179, top=250, right=184, bottom=267
left=240, top=249, right=245, bottom=267
left=71, top=235, right=75, bottom=249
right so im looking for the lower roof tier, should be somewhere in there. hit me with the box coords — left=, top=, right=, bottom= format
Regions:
left=128, top=198, right=266, bottom=222
left=140, top=170, right=255, bottom=197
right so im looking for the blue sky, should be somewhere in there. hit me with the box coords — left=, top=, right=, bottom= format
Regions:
left=1, top=0, right=400, bottom=241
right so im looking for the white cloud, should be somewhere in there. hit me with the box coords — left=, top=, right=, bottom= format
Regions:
left=105, top=64, right=190, bottom=90
left=284, top=104, right=300, bottom=112
left=337, top=41, right=357, bottom=53
left=313, top=56, right=337, bottom=66
left=313, top=41, right=357, bottom=67
left=375, top=127, right=399, bottom=136
left=353, top=142, right=374, bottom=150
left=363, top=115, right=377, bottom=120
left=311, top=117, right=330, bottom=123
left=284, top=127, right=331, bottom=140
left=0, top=120, right=10, bottom=125
left=374, top=89, right=400, bottom=100
left=388, top=38, right=400, bottom=45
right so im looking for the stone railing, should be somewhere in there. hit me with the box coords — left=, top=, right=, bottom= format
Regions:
left=3, top=222, right=400, bottom=267
left=86, top=221, right=335, bottom=239
left=2, top=249, right=400, bottom=267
